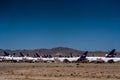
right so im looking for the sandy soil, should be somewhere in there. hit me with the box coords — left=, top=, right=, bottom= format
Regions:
left=0, top=62, right=120, bottom=80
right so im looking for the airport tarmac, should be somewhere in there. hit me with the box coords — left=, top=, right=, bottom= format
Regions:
left=0, top=63, right=120, bottom=80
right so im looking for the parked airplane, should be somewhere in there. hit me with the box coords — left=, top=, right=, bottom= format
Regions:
left=35, top=53, right=55, bottom=62
left=96, top=49, right=120, bottom=62
left=12, top=52, right=25, bottom=62
left=55, top=51, right=88, bottom=62
left=19, top=52, right=37, bottom=62
left=86, top=49, right=120, bottom=63
left=0, top=51, right=13, bottom=62
left=33, top=53, right=40, bottom=62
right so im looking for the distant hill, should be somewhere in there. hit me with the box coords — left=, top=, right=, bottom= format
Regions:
left=0, top=47, right=120, bottom=57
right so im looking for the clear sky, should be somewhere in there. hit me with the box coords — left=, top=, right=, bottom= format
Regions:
left=0, top=0, right=120, bottom=51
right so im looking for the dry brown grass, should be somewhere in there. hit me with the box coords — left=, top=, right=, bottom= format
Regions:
left=0, top=63, right=120, bottom=80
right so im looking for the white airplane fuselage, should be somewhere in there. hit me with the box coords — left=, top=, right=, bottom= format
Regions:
left=96, top=57, right=120, bottom=62
left=40, top=57, right=55, bottom=62
left=55, top=57, right=80, bottom=62
left=86, top=56, right=120, bottom=62
left=86, top=57, right=104, bottom=62
left=12, top=57, right=24, bottom=62
left=0, top=56, right=13, bottom=61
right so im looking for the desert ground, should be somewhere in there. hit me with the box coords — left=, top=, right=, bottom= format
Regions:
left=0, top=62, right=120, bottom=80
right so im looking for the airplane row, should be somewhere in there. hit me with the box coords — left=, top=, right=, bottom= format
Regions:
left=0, top=49, right=120, bottom=63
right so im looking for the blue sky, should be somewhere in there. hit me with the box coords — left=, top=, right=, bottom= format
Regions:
left=0, top=0, right=120, bottom=51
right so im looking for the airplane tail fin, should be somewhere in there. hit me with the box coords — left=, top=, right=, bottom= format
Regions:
left=34, top=54, right=37, bottom=57
left=3, top=51, right=9, bottom=56
left=105, top=49, right=116, bottom=58
left=77, top=51, right=88, bottom=62
left=19, top=52, right=24, bottom=57
left=48, top=54, right=52, bottom=58
left=35, top=53, right=40, bottom=57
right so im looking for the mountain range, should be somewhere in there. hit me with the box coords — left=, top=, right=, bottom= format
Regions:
left=0, top=47, right=120, bottom=57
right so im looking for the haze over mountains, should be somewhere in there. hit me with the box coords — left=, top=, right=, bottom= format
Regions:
left=0, top=47, right=120, bottom=57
